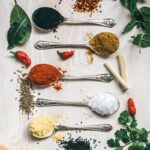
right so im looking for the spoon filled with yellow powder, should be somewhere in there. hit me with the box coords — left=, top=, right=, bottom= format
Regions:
left=35, top=32, right=119, bottom=57
left=29, top=115, right=112, bottom=139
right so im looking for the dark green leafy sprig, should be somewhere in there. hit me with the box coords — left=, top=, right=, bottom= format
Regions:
left=120, top=0, right=150, bottom=48
left=107, top=110, right=150, bottom=150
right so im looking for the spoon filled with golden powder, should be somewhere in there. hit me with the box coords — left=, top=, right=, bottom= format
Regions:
left=35, top=32, right=119, bottom=57
left=29, top=115, right=112, bottom=139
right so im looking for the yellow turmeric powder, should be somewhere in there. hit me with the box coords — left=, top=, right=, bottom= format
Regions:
left=29, top=115, right=57, bottom=138
left=89, top=32, right=119, bottom=57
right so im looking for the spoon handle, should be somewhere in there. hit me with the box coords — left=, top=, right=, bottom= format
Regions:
left=62, top=74, right=113, bottom=82
left=36, top=98, right=88, bottom=107
left=64, top=18, right=115, bottom=28
left=57, top=124, right=112, bottom=132
left=35, top=41, right=90, bottom=50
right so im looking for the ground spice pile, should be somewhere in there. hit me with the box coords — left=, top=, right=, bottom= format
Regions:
left=73, top=0, right=102, bottom=15
left=19, top=77, right=35, bottom=116
left=58, top=137, right=92, bottom=150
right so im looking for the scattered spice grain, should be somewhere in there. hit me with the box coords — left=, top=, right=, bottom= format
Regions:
left=85, top=50, right=94, bottom=64
left=53, top=82, right=62, bottom=91
left=19, top=77, right=35, bottom=116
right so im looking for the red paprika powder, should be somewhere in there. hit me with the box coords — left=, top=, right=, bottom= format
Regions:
left=29, top=64, right=61, bottom=86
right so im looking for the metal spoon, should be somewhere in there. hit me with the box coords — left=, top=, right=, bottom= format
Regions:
left=32, top=124, right=113, bottom=139
left=32, top=7, right=115, bottom=31
left=61, top=73, right=113, bottom=83
left=35, top=93, right=120, bottom=116
left=34, top=37, right=118, bottom=56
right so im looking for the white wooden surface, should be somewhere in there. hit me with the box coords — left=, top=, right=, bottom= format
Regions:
left=0, top=0, right=150, bottom=149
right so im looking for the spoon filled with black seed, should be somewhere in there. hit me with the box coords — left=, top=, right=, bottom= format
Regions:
left=32, top=7, right=115, bottom=31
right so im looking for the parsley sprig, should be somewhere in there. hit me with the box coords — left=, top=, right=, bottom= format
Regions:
left=107, top=110, right=150, bottom=150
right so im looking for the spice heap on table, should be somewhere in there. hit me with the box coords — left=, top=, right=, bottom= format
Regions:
left=73, top=0, right=102, bottom=16
left=18, top=75, right=35, bottom=116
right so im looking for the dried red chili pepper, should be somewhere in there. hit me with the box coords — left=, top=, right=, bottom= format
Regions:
left=57, top=50, right=74, bottom=60
left=10, top=51, right=31, bottom=67
left=128, top=98, right=136, bottom=115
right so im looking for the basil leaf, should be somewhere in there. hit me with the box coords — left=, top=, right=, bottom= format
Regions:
left=122, top=19, right=138, bottom=34
left=132, top=34, right=150, bottom=48
left=141, top=21, right=150, bottom=31
left=140, top=7, right=150, bottom=16
left=120, top=0, right=138, bottom=14
left=7, top=3, right=31, bottom=49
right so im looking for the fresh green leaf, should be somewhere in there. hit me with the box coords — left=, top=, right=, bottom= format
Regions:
left=114, top=129, right=131, bottom=144
left=145, top=143, right=150, bottom=150
left=141, top=21, right=150, bottom=31
left=118, top=110, right=133, bottom=126
left=128, top=142, right=145, bottom=150
left=120, top=0, right=138, bottom=14
left=115, top=129, right=130, bottom=143
left=140, top=7, right=150, bottom=17
left=115, top=129, right=128, bottom=139
left=130, top=128, right=140, bottom=141
left=122, top=19, right=138, bottom=34
left=138, top=128, right=149, bottom=142
left=7, top=3, right=31, bottom=49
left=107, top=139, right=120, bottom=148
left=132, top=34, right=150, bottom=48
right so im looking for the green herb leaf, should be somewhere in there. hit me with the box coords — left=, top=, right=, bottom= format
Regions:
left=120, top=0, right=138, bottom=14
left=132, top=34, right=150, bottom=48
left=115, top=129, right=131, bottom=143
left=107, top=139, right=120, bottom=148
left=128, top=142, right=145, bottom=150
left=115, top=129, right=128, bottom=139
left=138, top=128, right=149, bottom=142
left=118, top=110, right=133, bottom=126
left=145, top=143, right=150, bottom=150
left=7, top=3, right=31, bottom=49
left=141, top=21, right=150, bottom=31
left=122, top=19, right=138, bottom=34
left=140, top=7, right=150, bottom=17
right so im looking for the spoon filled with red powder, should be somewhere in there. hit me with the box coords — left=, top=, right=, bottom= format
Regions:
left=28, top=64, right=113, bottom=86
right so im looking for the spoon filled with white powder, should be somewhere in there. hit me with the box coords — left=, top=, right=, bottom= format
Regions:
left=36, top=93, right=119, bottom=116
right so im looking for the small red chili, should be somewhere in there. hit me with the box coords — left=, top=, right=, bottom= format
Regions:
left=57, top=50, right=74, bottom=60
left=128, top=98, right=136, bottom=115
left=10, top=50, right=31, bottom=67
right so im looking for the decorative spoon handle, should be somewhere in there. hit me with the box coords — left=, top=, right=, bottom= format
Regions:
left=57, top=124, right=112, bottom=132
left=36, top=98, right=88, bottom=107
left=62, top=74, right=113, bottom=82
left=64, top=18, right=115, bottom=28
left=35, top=41, right=90, bottom=50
